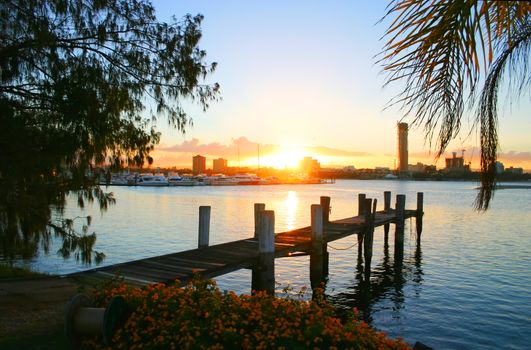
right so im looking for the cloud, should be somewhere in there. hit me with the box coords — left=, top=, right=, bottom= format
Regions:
left=305, top=145, right=370, bottom=157
left=156, top=137, right=371, bottom=160
left=498, top=151, right=531, bottom=164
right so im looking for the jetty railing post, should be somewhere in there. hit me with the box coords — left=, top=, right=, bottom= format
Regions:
left=363, top=198, right=376, bottom=278
left=416, top=192, right=424, bottom=244
left=357, top=193, right=366, bottom=259
left=395, top=194, right=406, bottom=260
left=252, top=210, right=275, bottom=295
left=254, top=203, right=266, bottom=239
left=198, top=206, right=211, bottom=249
left=320, top=196, right=331, bottom=224
left=383, top=191, right=391, bottom=245
left=310, top=204, right=325, bottom=290
left=319, top=196, right=330, bottom=277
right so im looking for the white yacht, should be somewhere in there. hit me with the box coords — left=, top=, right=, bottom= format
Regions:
left=233, top=173, right=261, bottom=185
left=383, top=173, right=398, bottom=180
left=136, top=174, right=169, bottom=186
left=209, top=174, right=238, bottom=186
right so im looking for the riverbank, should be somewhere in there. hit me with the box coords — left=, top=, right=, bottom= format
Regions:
left=0, top=267, right=82, bottom=349
left=0, top=273, right=413, bottom=349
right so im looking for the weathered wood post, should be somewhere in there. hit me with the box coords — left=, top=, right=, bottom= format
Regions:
left=254, top=203, right=266, bottom=239
left=395, top=194, right=406, bottom=260
left=416, top=192, right=424, bottom=244
left=198, top=206, right=211, bottom=249
left=319, top=196, right=330, bottom=277
left=320, top=196, right=330, bottom=224
left=251, top=210, right=275, bottom=294
left=383, top=191, right=391, bottom=245
left=310, top=204, right=325, bottom=290
left=357, top=193, right=366, bottom=259
left=363, top=198, right=376, bottom=278
left=358, top=193, right=366, bottom=215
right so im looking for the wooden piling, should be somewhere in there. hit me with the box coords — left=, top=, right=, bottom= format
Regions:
left=357, top=193, right=366, bottom=258
left=198, top=206, right=211, bottom=249
left=395, top=194, right=406, bottom=259
left=383, top=191, right=391, bottom=244
left=358, top=193, right=366, bottom=216
left=320, top=196, right=331, bottom=224
left=363, top=198, right=376, bottom=278
left=318, top=197, right=330, bottom=277
left=254, top=203, right=266, bottom=239
left=310, top=205, right=325, bottom=289
left=258, top=210, right=275, bottom=254
left=416, top=192, right=424, bottom=244
left=252, top=210, right=275, bottom=294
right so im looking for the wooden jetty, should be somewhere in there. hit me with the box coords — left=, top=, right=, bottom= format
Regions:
left=70, top=192, right=424, bottom=294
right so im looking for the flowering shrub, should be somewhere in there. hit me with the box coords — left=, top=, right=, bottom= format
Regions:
left=85, top=278, right=410, bottom=349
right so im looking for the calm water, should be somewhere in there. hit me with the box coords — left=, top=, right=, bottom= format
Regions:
left=14, top=180, right=531, bottom=349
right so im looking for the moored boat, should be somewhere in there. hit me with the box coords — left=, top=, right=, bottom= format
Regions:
left=232, top=173, right=260, bottom=185
left=136, top=174, right=168, bottom=186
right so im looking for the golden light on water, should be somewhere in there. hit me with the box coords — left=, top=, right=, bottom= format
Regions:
left=284, top=190, right=299, bottom=231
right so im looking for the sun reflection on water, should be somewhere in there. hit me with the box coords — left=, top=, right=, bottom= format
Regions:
left=284, top=191, right=299, bottom=231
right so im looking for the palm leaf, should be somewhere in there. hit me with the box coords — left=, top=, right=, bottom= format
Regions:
left=380, top=0, right=531, bottom=210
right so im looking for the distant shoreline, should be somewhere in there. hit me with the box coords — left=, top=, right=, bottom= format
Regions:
left=482, top=184, right=531, bottom=190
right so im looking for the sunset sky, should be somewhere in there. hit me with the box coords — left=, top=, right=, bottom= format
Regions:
left=149, top=0, right=531, bottom=171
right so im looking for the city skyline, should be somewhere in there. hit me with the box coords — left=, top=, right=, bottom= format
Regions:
left=148, top=0, right=531, bottom=171
left=154, top=145, right=527, bottom=174
left=151, top=136, right=531, bottom=171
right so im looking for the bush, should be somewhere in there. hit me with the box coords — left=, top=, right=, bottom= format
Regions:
left=85, top=278, right=410, bottom=349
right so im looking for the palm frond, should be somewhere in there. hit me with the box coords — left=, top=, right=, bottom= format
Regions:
left=380, top=0, right=531, bottom=210
left=476, top=21, right=531, bottom=210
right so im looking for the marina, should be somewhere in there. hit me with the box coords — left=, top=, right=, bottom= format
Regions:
left=100, top=172, right=334, bottom=187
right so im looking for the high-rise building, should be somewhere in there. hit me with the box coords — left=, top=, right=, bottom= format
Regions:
left=192, top=154, right=206, bottom=174
left=444, top=152, right=470, bottom=173
left=213, top=158, right=228, bottom=173
left=397, top=122, right=408, bottom=173
left=299, top=157, right=320, bottom=174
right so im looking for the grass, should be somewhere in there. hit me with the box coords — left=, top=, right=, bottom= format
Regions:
left=0, top=327, right=71, bottom=350
left=0, top=264, right=76, bottom=349
left=0, top=263, right=50, bottom=281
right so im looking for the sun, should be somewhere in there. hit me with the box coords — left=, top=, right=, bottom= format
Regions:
left=261, top=147, right=307, bottom=169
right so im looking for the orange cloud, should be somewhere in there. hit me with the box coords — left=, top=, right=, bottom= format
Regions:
left=153, top=136, right=373, bottom=168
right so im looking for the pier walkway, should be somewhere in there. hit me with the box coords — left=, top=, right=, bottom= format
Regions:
left=70, top=192, right=423, bottom=292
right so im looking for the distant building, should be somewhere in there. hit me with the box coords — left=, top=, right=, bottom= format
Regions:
left=397, top=122, right=408, bottom=173
left=192, top=154, right=206, bottom=174
left=409, top=162, right=426, bottom=173
left=213, top=158, right=228, bottom=173
left=505, top=166, right=523, bottom=175
left=354, top=167, right=390, bottom=178
left=299, top=157, right=320, bottom=174
left=409, top=162, right=436, bottom=173
left=343, top=165, right=356, bottom=172
left=445, top=152, right=470, bottom=172
left=495, top=161, right=505, bottom=174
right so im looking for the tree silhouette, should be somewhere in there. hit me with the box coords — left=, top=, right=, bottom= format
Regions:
left=0, top=0, right=219, bottom=263
left=381, top=0, right=530, bottom=209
